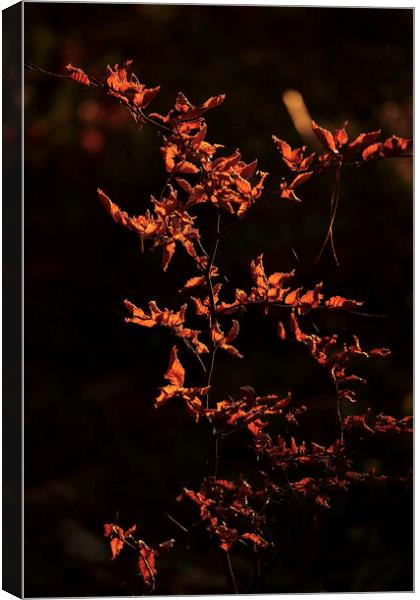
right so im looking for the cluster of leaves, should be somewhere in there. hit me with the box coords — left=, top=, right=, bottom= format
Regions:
left=62, top=60, right=412, bottom=592
left=178, top=476, right=271, bottom=552
left=103, top=523, right=174, bottom=589
left=273, top=121, right=412, bottom=202
left=281, top=311, right=391, bottom=405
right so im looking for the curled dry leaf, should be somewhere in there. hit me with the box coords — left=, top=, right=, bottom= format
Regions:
left=272, top=136, right=315, bottom=172
left=180, top=477, right=271, bottom=553
left=204, top=387, right=293, bottom=435
left=155, top=346, right=209, bottom=421
left=179, top=266, right=219, bottom=293
left=284, top=311, right=390, bottom=405
left=138, top=545, right=157, bottom=587
left=241, top=532, right=269, bottom=549
left=103, top=523, right=137, bottom=559
left=325, top=296, right=364, bottom=310
left=312, top=121, right=340, bottom=154
left=279, top=171, right=313, bottom=203
left=106, top=60, right=160, bottom=111
left=124, top=300, right=208, bottom=354
left=98, top=186, right=202, bottom=271
left=66, top=63, right=90, bottom=86
left=211, top=320, right=243, bottom=358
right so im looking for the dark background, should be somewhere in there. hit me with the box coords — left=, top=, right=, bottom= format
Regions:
left=23, top=4, right=412, bottom=596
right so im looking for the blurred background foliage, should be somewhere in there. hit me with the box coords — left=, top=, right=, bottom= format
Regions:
left=22, top=4, right=412, bottom=596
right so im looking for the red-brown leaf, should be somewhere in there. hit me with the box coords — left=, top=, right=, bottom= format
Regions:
left=165, top=346, right=185, bottom=387
left=312, top=121, right=339, bottom=154
left=66, top=63, right=90, bottom=86
left=325, top=296, right=364, bottom=310
left=138, top=546, right=157, bottom=587
left=362, top=142, right=383, bottom=161
left=241, top=532, right=269, bottom=548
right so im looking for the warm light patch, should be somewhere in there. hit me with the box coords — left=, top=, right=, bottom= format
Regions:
left=282, top=89, right=315, bottom=143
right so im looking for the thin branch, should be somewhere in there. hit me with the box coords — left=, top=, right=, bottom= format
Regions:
left=337, top=396, right=344, bottom=443
left=315, top=167, right=341, bottom=265
left=214, top=433, right=221, bottom=479
left=205, top=212, right=222, bottom=317
left=248, top=552, right=262, bottom=593
left=223, top=551, right=239, bottom=594
left=204, top=211, right=222, bottom=408
left=181, top=337, right=207, bottom=374
left=216, top=299, right=388, bottom=319
left=164, top=512, right=189, bottom=534
left=25, top=62, right=173, bottom=134
left=25, top=62, right=72, bottom=80
left=135, top=105, right=173, bottom=134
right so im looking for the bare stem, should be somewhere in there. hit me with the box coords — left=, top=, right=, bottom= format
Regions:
left=223, top=551, right=239, bottom=594
left=214, top=433, right=220, bottom=479
left=164, top=512, right=189, bottom=534
left=315, top=167, right=341, bottom=265
left=337, top=396, right=344, bottom=443
left=204, top=211, right=222, bottom=408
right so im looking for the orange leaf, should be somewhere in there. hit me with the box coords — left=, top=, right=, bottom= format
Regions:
left=98, top=188, right=131, bottom=228
left=138, top=545, right=157, bottom=587
left=162, top=242, right=176, bottom=271
left=103, top=523, right=137, bottom=560
left=382, top=135, right=412, bottom=156
left=325, top=296, right=363, bottom=310
left=272, top=136, right=316, bottom=172
left=289, top=171, right=313, bottom=188
left=110, top=538, right=124, bottom=560
left=212, top=321, right=243, bottom=358
left=362, top=142, right=383, bottom=161
left=333, top=121, right=349, bottom=148
left=240, top=159, right=258, bottom=179
left=312, top=121, right=339, bottom=154
left=66, top=63, right=90, bottom=86
left=241, top=532, right=269, bottom=549
left=277, top=321, right=286, bottom=340
left=177, top=93, right=226, bottom=121
left=299, top=282, right=323, bottom=309
left=345, top=130, right=382, bottom=158
left=164, top=346, right=185, bottom=387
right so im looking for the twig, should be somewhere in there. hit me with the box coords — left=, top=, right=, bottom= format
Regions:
left=248, top=553, right=262, bottom=593
left=181, top=337, right=207, bottom=374
left=216, top=298, right=388, bottom=319
left=337, top=396, right=344, bottom=443
left=24, top=62, right=173, bottom=134
left=315, top=167, right=341, bottom=265
left=164, top=512, right=189, bottom=533
left=205, top=212, right=221, bottom=317
left=214, top=433, right=221, bottom=479
left=223, top=551, right=239, bottom=594
left=25, top=62, right=72, bottom=80
left=204, top=211, right=222, bottom=408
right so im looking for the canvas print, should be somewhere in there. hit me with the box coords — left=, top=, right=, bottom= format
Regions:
left=3, top=2, right=414, bottom=597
